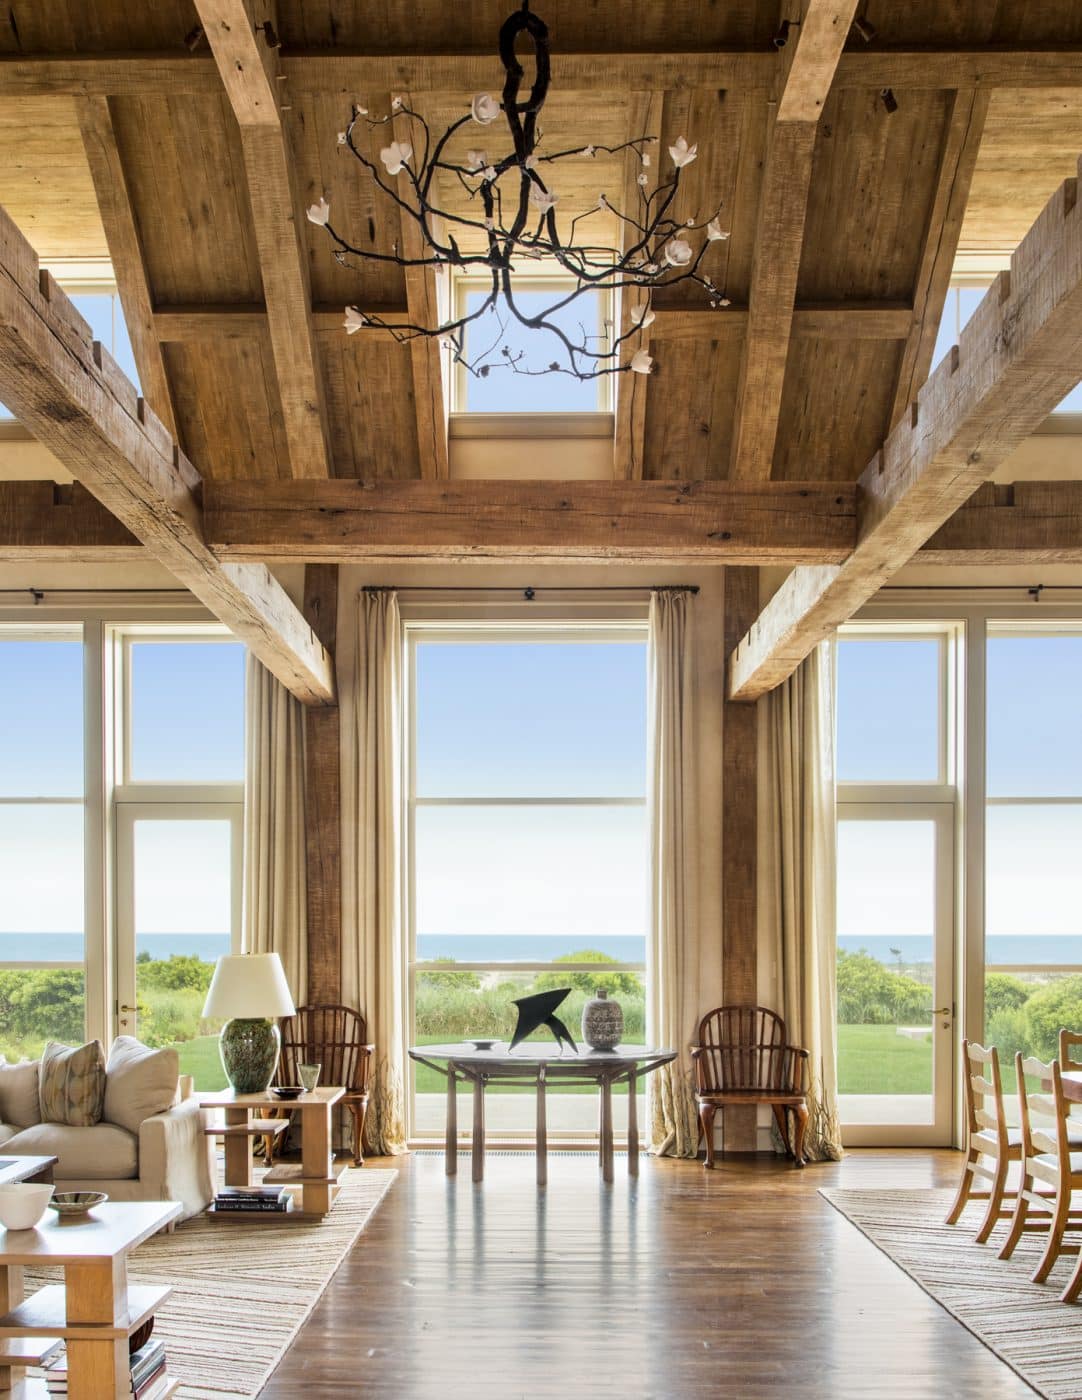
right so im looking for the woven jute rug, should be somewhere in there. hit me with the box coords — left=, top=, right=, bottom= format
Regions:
left=821, top=1187, right=1082, bottom=1400
left=27, top=1167, right=397, bottom=1399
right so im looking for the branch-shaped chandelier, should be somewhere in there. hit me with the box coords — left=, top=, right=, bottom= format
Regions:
left=307, top=0, right=730, bottom=384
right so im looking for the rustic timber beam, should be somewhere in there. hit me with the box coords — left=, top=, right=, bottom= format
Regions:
left=202, top=478, right=856, bottom=564
left=729, top=164, right=1082, bottom=702
left=195, top=0, right=333, bottom=480
left=153, top=305, right=413, bottom=339
left=728, top=2, right=859, bottom=482
left=918, top=481, right=1082, bottom=565
left=0, top=205, right=334, bottom=705
left=303, top=564, right=342, bottom=1005
left=0, top=481, right=141, bottom=561
left=4, top=49, right=1082, bottom=98
left=888, top=90, right=989, bottom=428
left=77, top=96, right=178, bottom=439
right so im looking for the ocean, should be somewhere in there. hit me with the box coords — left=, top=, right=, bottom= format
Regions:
left=2, top=932, right=1081, bottom=968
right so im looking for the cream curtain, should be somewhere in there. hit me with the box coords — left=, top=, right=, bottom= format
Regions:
left=764, top=641, right=843, bottom=1162
left=341, top=588, right=407, bottom=1156
left=242, top=655, right=307, bottom=1004
left=646, top=588, right=700, bottom=1157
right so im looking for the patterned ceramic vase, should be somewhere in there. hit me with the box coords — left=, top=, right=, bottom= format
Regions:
left=581, top=988, right=623, bottom=1051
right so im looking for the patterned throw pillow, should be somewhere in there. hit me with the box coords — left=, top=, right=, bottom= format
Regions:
left=39, top=1040, right=106, bottom=1127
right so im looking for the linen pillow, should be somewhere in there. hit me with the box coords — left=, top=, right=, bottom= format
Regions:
left=0, top=1059, right=42, bottom=1129
left=39, top=1040, right=106, bottom=1127
left=103, top=1036, right=179, bottom=1135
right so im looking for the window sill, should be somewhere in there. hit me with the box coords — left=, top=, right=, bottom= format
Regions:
left=449, top=412, right=614, bottom=440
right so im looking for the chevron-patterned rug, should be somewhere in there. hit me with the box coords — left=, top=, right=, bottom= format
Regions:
left=27, top=1167, right=397, bottom=1398
left=821, top=1187, right=1082, bottom=1400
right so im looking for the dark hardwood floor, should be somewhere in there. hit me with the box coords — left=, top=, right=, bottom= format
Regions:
left=261, top=1148, right=1034, bottom=1399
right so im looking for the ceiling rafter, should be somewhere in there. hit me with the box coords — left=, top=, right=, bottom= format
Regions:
left=195, top=0, right=333, bottom=480
left=0, top=204, right=334, bottom=705
left=728, top=1, right=860, bottom=482
left=728, top=163, right=1082, bottom=701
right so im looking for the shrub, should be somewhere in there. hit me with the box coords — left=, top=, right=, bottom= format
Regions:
left=136, top=955, right=214, bottom=995
left=416, top=959, right=482, bottom=992
left=985, top=973, right=1031, bottom=1017
left=836, top=949, right=928, bottom=1026
left=985, top=1006, right=1029, bottom=1068
left=532, top=951, right=643, bottom=998
left=1023, top=975, right=1082, bottom=1061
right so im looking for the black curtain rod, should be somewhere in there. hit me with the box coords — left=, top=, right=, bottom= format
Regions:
left=0, top=587, right=190, bottom=600
left=363, top=584, right=700, bottom=597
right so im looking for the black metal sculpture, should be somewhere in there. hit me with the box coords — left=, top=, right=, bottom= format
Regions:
left=510, top=987, right=578, bottom=1054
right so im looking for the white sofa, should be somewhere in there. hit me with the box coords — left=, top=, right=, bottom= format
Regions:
left=0, top=1042, right=214, bottom=1221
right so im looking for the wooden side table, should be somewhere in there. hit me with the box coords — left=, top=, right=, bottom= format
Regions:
left=0, top=1199, right=180, bottom=1399
left=199, top=1087, right=346, bottom=1219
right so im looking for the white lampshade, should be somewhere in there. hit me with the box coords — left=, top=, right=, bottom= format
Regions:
left=202, top=953, right=296, bottom=1020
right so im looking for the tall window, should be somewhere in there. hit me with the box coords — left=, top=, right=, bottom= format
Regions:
left=984, top=626, right=1082, bottom=1080
left=0, top=626, right=86, bottom=1056
left=406, top=624, right=648, bottom=1137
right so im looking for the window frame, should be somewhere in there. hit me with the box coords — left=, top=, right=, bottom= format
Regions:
left=402, top=618, right=649, bottom=1141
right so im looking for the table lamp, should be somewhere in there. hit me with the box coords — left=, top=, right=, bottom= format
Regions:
left=202, top=952, right=296, bottom=1093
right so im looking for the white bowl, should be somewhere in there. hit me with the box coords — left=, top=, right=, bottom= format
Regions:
left=0, top=1183, right=54, bottom=1231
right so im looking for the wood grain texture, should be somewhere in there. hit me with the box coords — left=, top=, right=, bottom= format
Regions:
left=303, top=563, right=341, bottom=1005
left=730, top=164, right=1082, bottom=701
left=918, top=480, right=1082, bottom=564
left=0, top=481, right=140, bottom=559
left=721, top=567, right=759, bottom=1152
left=203, top=479, right=857, bottom=563
left=0, top=205, right=334, bottom=705
left=196, top=0, right=333, bottom=480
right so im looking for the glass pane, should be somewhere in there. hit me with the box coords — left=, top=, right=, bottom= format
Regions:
left=0, top=638, right=83, bottom=797
left=0, top=806, right=84, bottom=956
left=987, top=633, right=1082, bottom=797
left=415, top=641, right=647, bottom=798
left=415, top=805, right=647, bottom=951
left=129, top=641, right=245, bottom=782
left=69, top=293, right=140, bottom=389
left=463, top=289, right=604, bottom=412
left=836, top=820, right=936, bottom=1124
left=0, top=969, right=85, bottom=1061
left=412, top=969, right=645, bottom=1136
left=836, top=639, right=940, bottom=783
left=985, top=970, right=1082, bottom=1101
left=1053, top=382, right=1082, bottom=413
left=133, top=820, right=233, bottom=1089
left=986, top=806, right=1082, bottom=949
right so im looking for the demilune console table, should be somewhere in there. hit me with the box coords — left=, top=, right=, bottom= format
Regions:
left=408, top=1044, right=676, bottom=1185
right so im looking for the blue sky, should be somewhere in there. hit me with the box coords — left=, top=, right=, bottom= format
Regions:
left=462, top=289, right=606, bottom=411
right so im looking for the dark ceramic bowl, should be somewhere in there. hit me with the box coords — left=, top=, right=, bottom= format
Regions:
left=271, top=1085, right=305, bottom=1100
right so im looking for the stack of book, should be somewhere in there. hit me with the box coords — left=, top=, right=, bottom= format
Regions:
left=42, top=1338, right=169, bottom=1398
left=212, top=1184, right=294, bottom=1215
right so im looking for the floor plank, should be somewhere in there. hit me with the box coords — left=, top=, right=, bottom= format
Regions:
left=260, top=1149, right=1034, bottom=1399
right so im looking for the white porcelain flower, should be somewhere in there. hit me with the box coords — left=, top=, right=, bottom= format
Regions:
left=306, top=197, right=330, bottom=226
left=664, top=237, right=693, bottom=267
left=466, top=149, right=487, bottom=171
left=379, top=141, right=412, bottom=175
left=354, top=105, right=368, bottom=117
left=668, top=136, right=698, bottom=169
left=524, top=155, right=538, bottom=171
left=584, top=144, right=596, bottom=158
left=631, top=302, right=656, bottom=331
left=643, top=262, right=660, bottom=275
left=707, top=218, right=730, bottom=241
left=484, top=218, right=495, bottom=231
left=337, top=131, right=347, bottom=146
left=630, top=349, right=654, bottom=374
left=343, top=306, right=368, bottom=334
left=471, top=93, right=500, bottom=124
left=641, top=153, right=651, bottom=168
left=637, top=173, right=648, bottom=186
left=482, top=165, right=498, bottom=183
left=391, top=95, right=404, bottom=111
left=529, top=185, right=558, bottom=214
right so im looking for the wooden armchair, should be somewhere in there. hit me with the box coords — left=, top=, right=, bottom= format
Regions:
left=691, top=1006, right=809, bottom=1169
left=270, top=1005, right=375, bottom=1167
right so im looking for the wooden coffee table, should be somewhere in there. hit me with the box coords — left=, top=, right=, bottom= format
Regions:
left=200, top=1087, right=345, bottom=1219
left=0, top=1198, right=180, bottom=1399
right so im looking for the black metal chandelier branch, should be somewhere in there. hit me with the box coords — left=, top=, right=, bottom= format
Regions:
left=307, top=1, right=730, bottom=382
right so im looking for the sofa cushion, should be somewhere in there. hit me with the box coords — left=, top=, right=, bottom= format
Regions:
left=39, top=1041, right=106, bottom=1127
left=0, top=1124, right=20, bottom=1148
left=103, top=1037, right=178, bottom=1135
left=0, top=1060, right=41, bottom=1129
left=4, top=1122, right=138, bottom=1181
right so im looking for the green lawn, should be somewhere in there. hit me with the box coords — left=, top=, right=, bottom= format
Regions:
left=175, top=1034, right=228, bottom=1091
left=837, top=1023, right=932, bottom=1094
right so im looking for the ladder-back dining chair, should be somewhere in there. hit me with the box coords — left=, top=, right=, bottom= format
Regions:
left=269, top=1005, right=374, bottom=1167
left=945, top=1040, right=1020, bottom=1242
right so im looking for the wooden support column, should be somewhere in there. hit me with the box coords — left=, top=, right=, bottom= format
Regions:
left=721, top=566, right=759, bottom=1152
left=303, top=564, right=341, bottom=1003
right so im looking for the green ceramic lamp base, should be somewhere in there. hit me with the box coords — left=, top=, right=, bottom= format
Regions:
left=219, top=1017, right=281, bottom=1094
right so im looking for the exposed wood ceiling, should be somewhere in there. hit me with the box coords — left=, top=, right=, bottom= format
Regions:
left=0, top=2, right=1079, bottom=489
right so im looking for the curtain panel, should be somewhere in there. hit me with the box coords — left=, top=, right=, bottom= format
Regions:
left=646, top=588, right=700, bottom=1157
left=764, top=641, right=843, bottom=1162
left=341, top=589, right=408, bottom=1156
left=242, top=655, right=308, bottom=1004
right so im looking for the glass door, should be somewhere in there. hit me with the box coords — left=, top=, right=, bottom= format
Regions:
left=836, top=804, right=955, bottom=1145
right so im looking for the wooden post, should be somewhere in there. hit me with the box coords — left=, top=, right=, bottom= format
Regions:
left=722, top=567, right=759, bottom=1152
left=303, top=564, right=342, bottom=1004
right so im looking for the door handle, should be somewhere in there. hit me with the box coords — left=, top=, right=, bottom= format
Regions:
left=117, top=1003, right=146, bottom=1015
left=924, top=1006, right=952, bottom=1017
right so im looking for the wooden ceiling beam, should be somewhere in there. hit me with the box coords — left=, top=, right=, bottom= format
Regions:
left=201, top=478, right=857, bottom=564
left=152, top=305, right=413, bottom=339
left=729, top=165, right=1082, bottom=701
left=888, top=90, right=990, bottom=428
left=0, top=481, right=141, bottom=561
left=918, top=481, right=1082, bottom=565
left=728, top=2, right=859, bottom=482
left=5, top=49, right=1082, bottom=98
left=76, top=95, right=178, bottom=438
left=0, top=205, right=334, bottom=705
left=195, top=0, right=333, bottom=480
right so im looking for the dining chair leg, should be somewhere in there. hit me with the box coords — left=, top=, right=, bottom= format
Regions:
left=1032, top=1181, right=1071, bottom=1283
left=945, top=1147, right=978, bottom=1225
left=998, top=1172, right=1033, bottom=1259
left=350, top=1099, right=368, bottom=1167
left=699, top=1102, right=717, bottom=1169
left=975, top=1155, right=1009, bottom=1244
